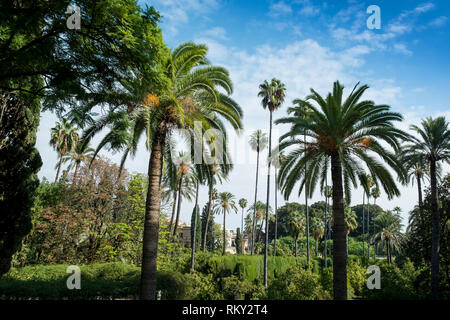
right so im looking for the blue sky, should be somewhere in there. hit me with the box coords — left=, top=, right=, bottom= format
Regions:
left=37, top=0, right=450, bottom=231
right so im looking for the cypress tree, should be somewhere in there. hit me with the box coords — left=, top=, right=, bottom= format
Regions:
left=0, top=91, right=42, bottom=277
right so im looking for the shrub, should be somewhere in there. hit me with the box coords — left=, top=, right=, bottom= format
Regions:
left=184, top=271, right=222, bottom=300
left=267, top=263, right=328, bottom=300
left=361, top=261, right=420, bottom=300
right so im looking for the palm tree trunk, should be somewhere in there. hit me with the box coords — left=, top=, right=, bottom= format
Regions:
left=367, top=196, right=370, bottom=262
left=430, top=159, right=440, bottom=300
left=324, top=177, right=328, bottom=268
left=251, top=150, right=260, bottom=255
left=55, top=152, right=64, bottom=182
left=305, top=134, right=310, bottom=265
left=73, top=160, right=80, bottom=185
left=172, top=174, right=184, bottom=237
left=223, top=208, right=226, bottom=255
left=315, top=239, right=318, bottom=257
left=387, top=240, right=392, bottom=264
left=191, top=180, right=199, bottom=270
left=331, top=153, right=347, bottom=300
left=416, top=174, right=423, bottom=210
left=140, top=129, right=165, bottom=300
left=202, top=184, right=213, bottom=252
left=362, top=192, right=365, bottom=259
left=241, top=208, right=244, bottom=241
left=274, top=168, right=278, bottom=256
left=263, top=111, right=273, bottom=288
left=295, top=236, right=298, bottom=257
left=169, top=190, right=177, bottom=235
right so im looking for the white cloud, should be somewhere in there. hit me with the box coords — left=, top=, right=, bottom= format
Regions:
left=151, top=0, right=220, bottom=35
left=268, top=1, right=292, bottom=17
left=429, top=16, right=449, bottom=27
left=203, top=27, right=228, bottom=40
left=299, top=5, right=320, bottom=16
left=394, top=43, right=413, bottom=56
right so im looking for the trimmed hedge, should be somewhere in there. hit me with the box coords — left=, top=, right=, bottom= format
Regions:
left=207, top=255, right=321, bottom=283
left=0, top=263, right=188, bottom=300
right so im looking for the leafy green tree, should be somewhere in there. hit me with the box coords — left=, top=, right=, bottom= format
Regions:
left=249, top=129, right=268, bottom=255
left=403, top=117, right=450, bottom=299
left=0, top=0, right=167, bottom=111
left=0, top=92, right=42, bottom=277
left=258, top=78, right=286, bottom=287
left=190, top=205, right=201, bottom=252
left=276, top=81, right=408, bottom=299
left=235, top=228, right=242, bottom=254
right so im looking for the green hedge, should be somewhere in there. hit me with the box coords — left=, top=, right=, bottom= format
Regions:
left=207, top=255, right=321, bottom=283
left=0, top=263, right=188, bottom=300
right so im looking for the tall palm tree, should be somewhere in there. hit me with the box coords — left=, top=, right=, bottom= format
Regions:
left=344, top=207, right=358, bottom=256
left=258, top=78, right=286, bottom=287
left=310, top=216, right=324, bottom=257
left=85, top=43, right=243, bottom=299
left=172, top=152, right=193, bottom=237
left=238, top=198, right=248, bottom=243
left=271, top=152, right=285, bottom=256
left=249, top=130, right=268, bottom=255
left=323, top=184, right=332, bottom=267
left=403, top=116, right=450, bottom=299
left=202, top=163, right=228, bottom=252
left=373, top=210, right=403, bottom=264
left=247, top=201, right=272, bottom=244
left=62, top=142, right=95, bottom=185
left=214, top=192, right=237, bottom=255
left=370, top=186, right=380, bottom=258
left=287, top=210, right=305, bottom=257
left=49, top=118, right=79, bottom=183
left=363, top=175, right=374, bottom=261
left=276, top=81, right=407, bottom=300
left=291, top=98, right=313, bottom=265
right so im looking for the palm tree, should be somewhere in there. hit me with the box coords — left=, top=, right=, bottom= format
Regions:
left=403, top=117, right=450, bottom=299
left=50, top=118, right=79, bottom=183
left=85, top=43, right=243, bottom=299
left=62, top=142, right=95, bottom=184
left=370, top=186, right=380, bottom=258
left=202, top=163, right=228, bottom=252
left=363, top=175, right=374, bottom=261
left=172, top=152, right=193, bottom=237
left=323, top=184, right=332, bottom=267
left=276, top=81, right=408, bottom=300
left=271, top=152, right=285, bottom=256
left=249, top=130, right=268, bottom=255
left=344, top=207, right=358, bottom=256
left=258, top=78, right=286, bottom=287
left=373, top=211, right=403, bottom=264
left=286, top=210, right=305, bottom=257
left=310, top=217, right=324, bottom=257
left=249, top=201, right=273, bottom=244
left=238, top=198, right=248, bottom=244
left=291, top=98, right=313, bottom=265
left=214, top=192, right=237, bottom=255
